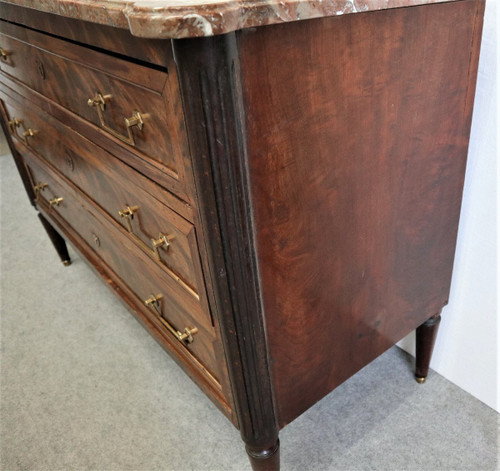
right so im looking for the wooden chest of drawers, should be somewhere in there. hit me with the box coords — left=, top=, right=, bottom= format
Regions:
left=0, top=1, right=484, bottom=469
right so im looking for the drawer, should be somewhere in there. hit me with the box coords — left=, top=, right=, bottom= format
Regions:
left=21, top=148, right=221, bottom=383
left=2, top=96, right=205, bottom=302
left=0, top=21, right=190, bottom=195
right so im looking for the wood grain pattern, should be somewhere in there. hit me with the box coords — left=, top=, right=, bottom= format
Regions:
left=0, top=20, right=194, bottom=203
left=20, top=144, right=225, bottom=385
left=0, top=82, right=194, bottom=218
left=0, top=2, right=171, bottom=67
left=36, top=194, right=234, bottom=422
left=0, top=1, right=485, bottom=468
left=2, top=94, right=206, bottom=302
left=237, top=0, right=483, bottom=427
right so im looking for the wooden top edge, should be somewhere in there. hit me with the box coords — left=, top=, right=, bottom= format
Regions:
left=0, top=0, right=463, bottom=39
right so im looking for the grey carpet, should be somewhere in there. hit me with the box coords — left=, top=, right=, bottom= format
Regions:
left=0, top=148, right=498, bottom=471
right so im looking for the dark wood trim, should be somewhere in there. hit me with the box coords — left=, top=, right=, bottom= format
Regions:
left=172, top=33, right=279, bottom=456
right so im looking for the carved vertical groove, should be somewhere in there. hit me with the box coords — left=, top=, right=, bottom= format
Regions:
left=172, top=34, right=278, bottom=448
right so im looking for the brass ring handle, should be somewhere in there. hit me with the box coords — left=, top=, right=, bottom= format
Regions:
left=0, top=48, right=11, bottom=61
left=145, top=294, right=198, bottom=344
left=87, top=92, right=145, bottom=146
left=49, top=196, right=63, bottom=207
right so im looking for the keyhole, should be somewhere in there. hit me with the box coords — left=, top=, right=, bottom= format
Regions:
left=64, top=151, right=74, bottom=171
left=36, top=60, right=46, bottom=80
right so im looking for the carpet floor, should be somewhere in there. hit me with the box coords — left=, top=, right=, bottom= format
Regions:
left=1, top=150, right=498, bottom=471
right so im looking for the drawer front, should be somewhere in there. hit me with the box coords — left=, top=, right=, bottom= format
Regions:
left=0, top=21, right=190, bottom=194
left=21, top=148, right=220, bottom=382
left=2, top=96, right=205, bottom=303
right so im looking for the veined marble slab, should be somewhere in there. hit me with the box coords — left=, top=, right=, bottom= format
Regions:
left=0, top=0, right=462, bottom=38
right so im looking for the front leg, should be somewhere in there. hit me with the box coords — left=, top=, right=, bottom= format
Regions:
left=246, top=439, right=280, bottom=471
left=415, top=312, right=442, bottom=383
left=38, top=213, right=71, bottom=266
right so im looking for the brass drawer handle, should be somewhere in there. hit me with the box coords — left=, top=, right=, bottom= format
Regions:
left=21, top=128, right=38, bottom=145
left=145, top=294, right=198, bottom=344
left=0, top=48, right=11, bottom=61
left=8, top=117, right=37, bottom=146
left=151, top=233, right=171, bottom=258
left=8, top=118, right=22, bottom=134
left=34, top=182, right=48, bottom=201
left=87, top=92, right=145, bottom=146
left=118, top=205, right=139, bottom=232
left=49, top=196, right=63, bottom=207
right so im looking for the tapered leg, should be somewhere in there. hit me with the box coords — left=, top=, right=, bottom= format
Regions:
left=415, top=313, right=442, bottom=384
left=38, top=213, right=71, bottom=266
left=246, top=440, right=280, bottom=471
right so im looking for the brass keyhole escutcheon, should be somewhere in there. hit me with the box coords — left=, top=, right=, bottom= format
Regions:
left=92, top=233, right=100, bottom=247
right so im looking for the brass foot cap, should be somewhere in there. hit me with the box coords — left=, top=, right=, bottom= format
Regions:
left=62, top=260, right=72, bottom=266
left=415, top=376, right=426, bottom=384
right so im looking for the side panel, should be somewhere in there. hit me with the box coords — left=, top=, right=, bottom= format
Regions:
left=238, top=0, right=484, bottom=426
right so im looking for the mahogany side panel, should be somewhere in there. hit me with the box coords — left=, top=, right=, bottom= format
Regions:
left=237, top=0, right=484, bottom=427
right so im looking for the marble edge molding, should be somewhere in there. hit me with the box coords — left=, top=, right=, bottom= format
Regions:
left=0, top=0, right=458, bottom=39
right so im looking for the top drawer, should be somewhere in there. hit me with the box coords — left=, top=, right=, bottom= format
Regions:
left=0, top=21, right=191, bottom=200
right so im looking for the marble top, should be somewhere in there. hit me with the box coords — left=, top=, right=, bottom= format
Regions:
left=0, top=0, right=459, bottom=38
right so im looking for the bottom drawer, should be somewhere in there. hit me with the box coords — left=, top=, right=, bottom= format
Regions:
left=22, top=148, right=223, bottom=388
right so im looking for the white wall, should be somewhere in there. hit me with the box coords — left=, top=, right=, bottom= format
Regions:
left=398, top=0, right=498, bottom=412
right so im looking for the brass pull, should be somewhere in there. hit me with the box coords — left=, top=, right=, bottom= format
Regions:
left=145, top=293, right=198, bottom=344
left=118, top=205, right=139, bottom=232
left=49, top=196, right=63, bottom=207
left=151, top=233, right=171, bottom=258
left=87, top=92, right=110, bottom=111
left=34, top=182, right=48, bottom=201
left=8, top=118, right=21, bottom=134
left=125, top=111, right=144, bottom=131
left=8, top=117, right=37, bottom=145
left=21, top=128, right=37, bottom=145
left=87, top=92, right=145, bottom=146
left=0, top=48, right=11, bottom=61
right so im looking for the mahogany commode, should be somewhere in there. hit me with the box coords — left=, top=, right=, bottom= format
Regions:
left=0, top=1, right=484, bottom=469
